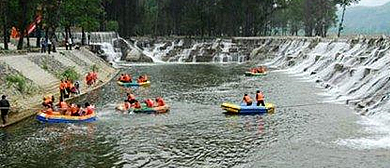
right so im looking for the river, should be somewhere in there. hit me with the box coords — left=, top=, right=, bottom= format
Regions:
left=1, top=63, right=389, bottom=167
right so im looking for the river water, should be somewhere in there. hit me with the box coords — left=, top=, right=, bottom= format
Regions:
left=1, top=63, right=390, bottom=167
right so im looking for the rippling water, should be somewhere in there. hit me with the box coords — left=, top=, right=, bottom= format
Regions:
left=1, top=64, right=390, bottom=167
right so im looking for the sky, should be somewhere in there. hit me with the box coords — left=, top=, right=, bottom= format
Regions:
left=354, top=0, right=390, bottom=6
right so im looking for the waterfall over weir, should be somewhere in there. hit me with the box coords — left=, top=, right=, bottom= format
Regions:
left=246, top=36, right=390, bottom=149
left=135, top=38, right=247, bottom=63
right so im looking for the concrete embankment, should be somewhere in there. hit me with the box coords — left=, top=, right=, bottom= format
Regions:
left=0, top=47, right=118, bottom=127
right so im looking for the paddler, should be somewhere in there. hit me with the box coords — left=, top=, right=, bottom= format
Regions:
left=126, top=93, right=136, bottom=104
left=132, top=100, right=141, bottom=109
left=155, top=97, right=165, bottom=107
left=144, top=98, right=154, bottom=108
left=242, top=94, right=253, bottom=106
left=256, top=90, right=265, bottom=106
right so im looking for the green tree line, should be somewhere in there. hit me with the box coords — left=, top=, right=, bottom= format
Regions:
left=1, top=0, right=359, bottom=50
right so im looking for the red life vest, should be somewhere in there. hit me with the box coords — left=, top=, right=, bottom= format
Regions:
left=145, top=99, right=154, bottom=108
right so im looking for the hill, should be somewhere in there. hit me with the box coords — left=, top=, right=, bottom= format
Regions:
left=338, top=2, right=390, bottom=35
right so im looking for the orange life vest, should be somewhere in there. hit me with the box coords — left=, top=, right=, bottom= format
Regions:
left=256, top=93, right=264, bottom=101
left=60, top=101, right=68, bottom=109
left=59, top=82, right=66, bottom=90
left=45, top=108, right=54, bottom=115
left=133, top=102, right=141, bottom=109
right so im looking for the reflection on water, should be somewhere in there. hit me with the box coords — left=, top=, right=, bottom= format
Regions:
left=0, top=64, right=388, bottom=167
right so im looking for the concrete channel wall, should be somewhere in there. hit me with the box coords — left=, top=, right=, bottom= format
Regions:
left=0, top=47, right=118, bottom=127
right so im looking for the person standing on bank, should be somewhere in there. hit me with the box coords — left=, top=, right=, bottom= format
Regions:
left=47, top=39, right=52, bottom=54
left=0, top=95, right=10, bottom=127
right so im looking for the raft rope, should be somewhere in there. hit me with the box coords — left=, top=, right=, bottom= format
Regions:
left=275, top=92, right=390, bottom=108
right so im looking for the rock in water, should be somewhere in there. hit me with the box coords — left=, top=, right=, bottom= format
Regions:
left=124, top=48, right=153, bottom=63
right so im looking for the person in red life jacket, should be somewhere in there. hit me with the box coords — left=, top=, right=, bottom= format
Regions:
left=137, top=76, right=145, bottom=83
left=118, top=74, right=125, bottom=82
left=155, top=97, right=165, bottom=107
left=242, top=94, right=253, bottom=106
left=144, top=99, right=154, bottom=108
left=84, top=102, right=94, bottom=115
left=256, top=90, right=265, bottom=106
left=86, top=72, right=94, bottom=86
left=91, top=71, right=98, bottom=84
left=126, top=93, right=136, bottom=104
left=123, top=74, right=132, bottom=83
left=143, top=75, right=148, bottom=82
left=132, top=100, right=141, bottom=109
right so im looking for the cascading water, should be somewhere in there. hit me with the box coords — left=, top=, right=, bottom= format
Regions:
left=89, top=32, right=122, bottom=63
left=248, top=36, right=390, bottom=149
left=137, top=38, right=248, bottom=63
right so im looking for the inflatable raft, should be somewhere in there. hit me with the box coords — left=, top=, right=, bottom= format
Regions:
left=116, top=103, right=170, bottom=114
left=221, top=102, right=275, bottom=114
left=36, top=112, right=97, bottom=123
left=245, top=72, right=267, bottom=76
left=133, top=105, right=170, bottom=113
left=117, top=81, right=151, bottom=87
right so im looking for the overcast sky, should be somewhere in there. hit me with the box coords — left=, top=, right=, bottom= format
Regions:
left=354, top=0, right=390, bottom=6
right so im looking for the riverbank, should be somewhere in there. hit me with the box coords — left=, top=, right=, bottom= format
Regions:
left=0, top=47, right=118, bottom=128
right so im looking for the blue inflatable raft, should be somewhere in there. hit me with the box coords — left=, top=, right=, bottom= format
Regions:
left=117, top=81, right=151, bottom=87
left=36, top=112, right=97, bottom=123
left=221, top=102, right=275, bottom=114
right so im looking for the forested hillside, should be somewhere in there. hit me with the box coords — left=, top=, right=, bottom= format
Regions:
left=1, top=0, right=357, bottom=50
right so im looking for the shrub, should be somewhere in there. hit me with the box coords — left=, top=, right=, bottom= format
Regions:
left=59, top=67, right=80, bottom=82
left=91, top=64, right=99, bottom=72
left=5, top=75, right=27, bottom=93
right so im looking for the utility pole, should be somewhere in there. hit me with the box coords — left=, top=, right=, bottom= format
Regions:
left=338, top=0, right=346, bottom=37
left=2, top=0, right=8, bottom=50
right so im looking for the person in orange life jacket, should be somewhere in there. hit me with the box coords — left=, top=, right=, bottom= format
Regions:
left=65, top=103, right=76, bottom=116
left=44, top=105, right=54, bottom=115
left=58, top=98, right=68, bottom=115
left=155, top=97, right=165, bottom=107
left=132, top=100, right=141, bottom=109
left=126, top=93, right=136, bottom=104
left=59, top=80, right=67, bottom=100
left=42, top=95, right=54, bottom=108
left=71, top=104, right=81, bottom=116
left=144, top=99, right=154, bottom=108
left=123, top=100, right=132, bottom=110
left=256, top=90, right=265, bottom=106
left=242, top=94, right=253, bottom=106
